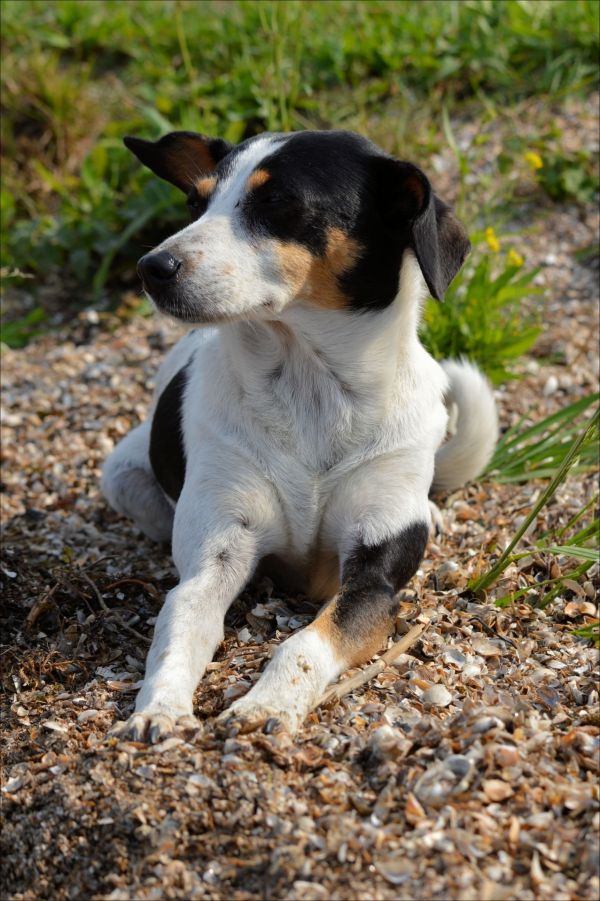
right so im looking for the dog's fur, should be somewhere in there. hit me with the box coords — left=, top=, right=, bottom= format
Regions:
left=103, top=130, right=498, bottom=742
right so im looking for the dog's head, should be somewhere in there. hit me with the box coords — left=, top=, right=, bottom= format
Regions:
left=124, top=129, right=469, bottom=324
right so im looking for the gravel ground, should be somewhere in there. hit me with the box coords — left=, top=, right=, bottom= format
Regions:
left=1, top=99, right=599, bottom=900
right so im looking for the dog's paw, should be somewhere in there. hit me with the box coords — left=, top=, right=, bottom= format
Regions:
left=216, top=700, right=296, bottom=737
left=428, top=499, right=444, bottom=538
left=109, top=711, right=199, bottom=744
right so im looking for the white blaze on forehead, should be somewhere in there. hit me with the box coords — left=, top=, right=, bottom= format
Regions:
left=207, top=135, right=287, bottom=216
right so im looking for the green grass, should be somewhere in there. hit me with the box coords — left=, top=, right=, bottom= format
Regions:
left=471, top=400, right=600, bottom=606
left=486, top=392, right=600, bottom=482
left=2, top=0, right=598, bottom=334
left=571, top=620, right=600, bottom=647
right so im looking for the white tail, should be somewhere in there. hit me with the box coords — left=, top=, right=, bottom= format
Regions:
left=432, top=359, right=498, bottom=493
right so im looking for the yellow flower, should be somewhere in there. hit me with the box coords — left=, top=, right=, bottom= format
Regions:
left=156, top=95, right=173, bottom=114
left=524, top=150, right=543, bottom=170
left=485, top=226, right=500, bottom=253
left=507, top=249, right=524, bottom=267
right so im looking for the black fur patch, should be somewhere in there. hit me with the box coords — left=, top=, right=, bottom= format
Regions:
left=149, top=364, right=189, bottom=502
left=333, top=521, right=430, bottom=635
left=240, top=131, right=469, bottom=309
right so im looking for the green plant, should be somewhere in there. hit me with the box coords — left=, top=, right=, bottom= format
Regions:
left=571, top=620, right=600, bottom=647
left=470, top=401, right=599, bottom=605
left=0, top=306, right=48, bottom=348
left=486, top=392, right=600, bottom=482
left=536, top=149, right=599, bottom=204
left=420, top=235, right=542, bottom=384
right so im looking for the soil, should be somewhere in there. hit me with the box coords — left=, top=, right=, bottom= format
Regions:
left=1, top=100, right=599, bottom=901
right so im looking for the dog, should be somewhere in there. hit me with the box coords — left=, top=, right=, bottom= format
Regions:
left=102, top=129, right=498, bottom=743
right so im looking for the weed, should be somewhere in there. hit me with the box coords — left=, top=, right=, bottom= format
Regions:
left=487, top=393, right=600, bottom=482
left=0, top=306, right=48, bottom=349
left=420, top=235, right=542, bottom=384
left=536, top=149, right=599, bottom=204
left=470, top=401, right=599, bottom=600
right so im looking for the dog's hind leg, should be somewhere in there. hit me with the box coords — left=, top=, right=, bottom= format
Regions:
left=101, top=421, right=174, bottom=543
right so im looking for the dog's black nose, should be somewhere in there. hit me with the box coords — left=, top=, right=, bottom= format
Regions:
left=137, top=251, right=182, bottom=286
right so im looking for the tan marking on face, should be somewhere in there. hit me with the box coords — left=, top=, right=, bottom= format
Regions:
left=311, top=593, right=395, bottom=668
left=274, top=227, right=361, bottom=310
left=221, top=263, right=234, bottom=275
left=195, top=175, right=217, bottom=198
left=167, top=137, right=220, bottom=188
left=246, top=168, right=270, bottom=192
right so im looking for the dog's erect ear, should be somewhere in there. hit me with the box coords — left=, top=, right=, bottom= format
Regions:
left=373, top=157, right=470, bottom=301
left=123, top=132, right=234, bottom=193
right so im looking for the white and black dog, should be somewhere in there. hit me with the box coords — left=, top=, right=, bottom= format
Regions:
left=103, top=129, right=497, bottom=742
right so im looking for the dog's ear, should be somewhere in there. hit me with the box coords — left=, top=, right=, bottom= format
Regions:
left=123, top=132, right=234, bottom=193
left=373, top=158, right=470, bottom=301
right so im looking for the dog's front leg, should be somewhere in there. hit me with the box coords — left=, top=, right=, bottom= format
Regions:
left=110, top=471, right=283, bottom=743
left=220, top=522, right=430, bottom=735
left=220, top=457, right=432, bottom=735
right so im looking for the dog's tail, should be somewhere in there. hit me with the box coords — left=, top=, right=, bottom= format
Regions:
left=431, top=359, right=498, bottom=493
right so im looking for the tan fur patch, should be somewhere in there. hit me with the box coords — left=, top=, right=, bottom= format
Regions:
left=275, top=228, right=361, bottom=310
left=195, top=175, right=217, bottom=198
left=311, top=593, right=394, bottom=668
left=308, top=548, right=340, bottom=601
left=310, top=601, right=391, bottom=668
left=168, top=136, right=221, bottom=187
left=246, top=169, right=270, bottom=192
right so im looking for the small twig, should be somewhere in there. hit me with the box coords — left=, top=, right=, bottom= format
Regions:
left=471, top=616, right=518, bottom=650
left=80, top=573, right=151, bottom=645
left=103, top=577, right=160, bottom=599
left=316, top=621, right=429, bottom=708
left=81, top=555, right=118, bottom=571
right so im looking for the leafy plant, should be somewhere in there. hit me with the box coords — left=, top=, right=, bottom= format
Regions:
left=536, top=149, right=599, bottom=204
left=470, top=401, right=599, bottom=605
left=420, top=236, right=542, bottom=384
left=0, top=306, right=48, bottom=348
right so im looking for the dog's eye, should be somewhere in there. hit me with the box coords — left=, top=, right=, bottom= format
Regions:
left=257, top=189, right=298, bottom=208
left=258, top=193, right=279, bottom=205
left=186, top=192, right=208, bottom=221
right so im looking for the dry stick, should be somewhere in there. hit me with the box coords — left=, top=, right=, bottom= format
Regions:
left=80, top=572, right=151, bottom=645
left=316, top=620, right=429, bottom=708
left=103, top=577, right=161, bottom=599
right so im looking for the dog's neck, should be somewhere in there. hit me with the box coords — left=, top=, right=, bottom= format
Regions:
left=222, top=253, right=426, bottom=405
left=219, top=253, right=428, bottom=456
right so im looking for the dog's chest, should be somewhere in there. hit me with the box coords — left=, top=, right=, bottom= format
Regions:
left=246, top=399, right=360, bottom=555
left=270, top=459, right=335, bottom=553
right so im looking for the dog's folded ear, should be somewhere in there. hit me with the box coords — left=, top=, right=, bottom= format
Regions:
left=123, top=132, right=234, bottom=193
left=373, top=157, right=470, bottom=301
